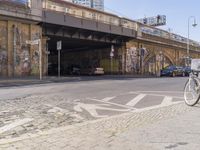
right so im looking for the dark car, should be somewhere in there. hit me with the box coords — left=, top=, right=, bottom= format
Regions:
left=182, top=66, right=192, bottom=76
left=160, top=65, right=184, bottom=77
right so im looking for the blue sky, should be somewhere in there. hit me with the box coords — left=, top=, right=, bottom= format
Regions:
left=105, top=0, right=200, bottom=42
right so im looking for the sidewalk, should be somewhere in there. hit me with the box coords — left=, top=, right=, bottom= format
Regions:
left=0, top=103, right=199, bottom=150
left=0, top=75, right=156, bottom=87
left=0, top=76, right=81, bottom=87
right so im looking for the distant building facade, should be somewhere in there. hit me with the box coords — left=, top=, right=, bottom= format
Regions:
left=91, top=0, right=104, bottom=11
left=63, top=0, right=104, bottom=11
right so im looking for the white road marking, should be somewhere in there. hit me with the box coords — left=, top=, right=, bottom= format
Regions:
left=126, top=94, right=146, bottom=107
left=88, top=98, right=135, bottom=110
left=161, top=96, right=173, bottom=106
left=133, top=101, right=182, bottom=113
left=0, top=118, right=33, bottom=134
left=129, top=91, right=184, bottom=94
left=101, top=97, right=116, bottom=102
left=73, top=102, right=130, bottom=118
left=129, top=92, right=183, bottom=99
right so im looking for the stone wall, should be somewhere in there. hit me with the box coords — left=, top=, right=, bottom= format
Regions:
left=0, top=20, right=46, bottom=77
left=126, top=40, right=200, bottom=75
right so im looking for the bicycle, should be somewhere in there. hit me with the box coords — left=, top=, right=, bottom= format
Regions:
left=184, top=59, right=200, bottom=106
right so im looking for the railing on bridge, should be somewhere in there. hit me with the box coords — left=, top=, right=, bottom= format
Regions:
left=43, top=0, right=200, bottom=48
left=0, top=0, right=198, bottom=48
left=139, top=25, right=200, bottom=47
left=43, top=0, right=137, bottom=30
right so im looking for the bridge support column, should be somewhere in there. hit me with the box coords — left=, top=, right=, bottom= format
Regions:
left=0, top=20, right=45, bottom=78
left=121, top=43, right=127, bottom=75
left=7, top=21, right=14, bottom=77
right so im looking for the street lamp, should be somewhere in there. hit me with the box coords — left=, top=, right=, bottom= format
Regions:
left=187, top=16, right=197, bottom=66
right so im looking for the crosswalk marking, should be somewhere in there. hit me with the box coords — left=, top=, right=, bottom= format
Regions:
left=126, top=94, right=146, bottom=107
left=161, top=96, right=173, bottom=106
left=102, top=97, right=116, bottom=102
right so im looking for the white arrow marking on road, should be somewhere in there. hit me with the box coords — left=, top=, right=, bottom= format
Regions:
left=161, top=96, right=173, bottom=106
left=126, top=94, right=146, bottom=107
left=0, top=118, right=33, bottom=134
left=74, top=102, right=129, bottom=118
left=102, top=97, right=116, bottom=102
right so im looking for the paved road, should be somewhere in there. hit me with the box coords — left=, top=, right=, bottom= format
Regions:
left=0, top=77, right=188, bottom=144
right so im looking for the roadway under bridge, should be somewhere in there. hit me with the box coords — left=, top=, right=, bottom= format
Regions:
left=44, top=24, right=130, bottom=76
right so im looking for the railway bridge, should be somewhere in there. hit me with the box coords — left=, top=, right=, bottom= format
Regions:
left=0, top=0, right=199, bottom=77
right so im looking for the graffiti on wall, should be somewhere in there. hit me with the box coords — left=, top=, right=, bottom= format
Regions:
left=13, top=24, right=41, bottom=76
left=0, top=24, right=7, bottom=76
left=14, top=25, right=31, bottom=76
left=31, top=32, right=40, bottom=75
left=126, top=47, right=138, bottom=73
left=0, top=50, right=7, bottom=74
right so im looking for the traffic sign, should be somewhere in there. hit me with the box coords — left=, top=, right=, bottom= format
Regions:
left=110, top=45, right=114, bottom=57
left=26, top=39, right=39, bottom=45
left=57, top=41, right=62, bottom=50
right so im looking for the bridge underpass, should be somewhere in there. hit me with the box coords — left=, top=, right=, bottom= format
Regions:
left=47, top=35, right=124, bottom=76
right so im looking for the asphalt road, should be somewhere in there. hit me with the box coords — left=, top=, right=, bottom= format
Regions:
left=0, top=77, right=188, bottom=140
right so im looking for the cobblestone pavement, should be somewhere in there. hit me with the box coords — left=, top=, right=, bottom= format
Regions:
left=0, top=90, right=183, bottom=141
left=0, top=102, right=195, bottom=150
left=0, top=78, right=189, bottom=149
left=0, top=95, right=86, bottom=140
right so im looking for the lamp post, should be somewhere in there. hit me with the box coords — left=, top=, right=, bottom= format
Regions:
left=187, top=16, right=197, bottom=66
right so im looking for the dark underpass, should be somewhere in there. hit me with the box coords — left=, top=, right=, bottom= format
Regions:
left=47, top=37, right=122, bottom=76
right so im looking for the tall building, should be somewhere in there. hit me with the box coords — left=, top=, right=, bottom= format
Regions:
left=91, top=0, right=104, bottom=11
left=67, top=0, right=104, bottom=11
left=72, top=0, right=91, bottom=8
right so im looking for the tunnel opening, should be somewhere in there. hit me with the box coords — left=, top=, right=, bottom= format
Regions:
left=47, top=36, right=122, bottom=76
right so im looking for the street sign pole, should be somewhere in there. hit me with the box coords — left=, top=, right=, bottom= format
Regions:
left=39, top=40, right=42, bottom=80
left=57, top=41, right=62, bottom=77
left=58, top=49, right=60, bottom=77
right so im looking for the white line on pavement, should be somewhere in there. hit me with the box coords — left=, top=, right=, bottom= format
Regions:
left=101, top=97, right=116, bottom=102
left=161, top=96, right=173, bottom=106
left=87, top=98, right=135, bottom=110
left=129, top=92, right=183, bottom=99
left=132, top=101, right=182, bottom=113
left=126, top=94, right=146, bottom=107
left=0, top=118, right=33, bottom=134
left=130, top=91, right=184, bottom=94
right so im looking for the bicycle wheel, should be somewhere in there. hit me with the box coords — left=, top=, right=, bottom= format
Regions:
left=184, top=77, right=200, bottom=106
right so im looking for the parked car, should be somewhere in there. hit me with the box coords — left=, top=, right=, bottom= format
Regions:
left=80, top=67, right=104, bottom=75
left=160, top=65, right=184, bottom=77
left=182, top=66, right=192, bottom=76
